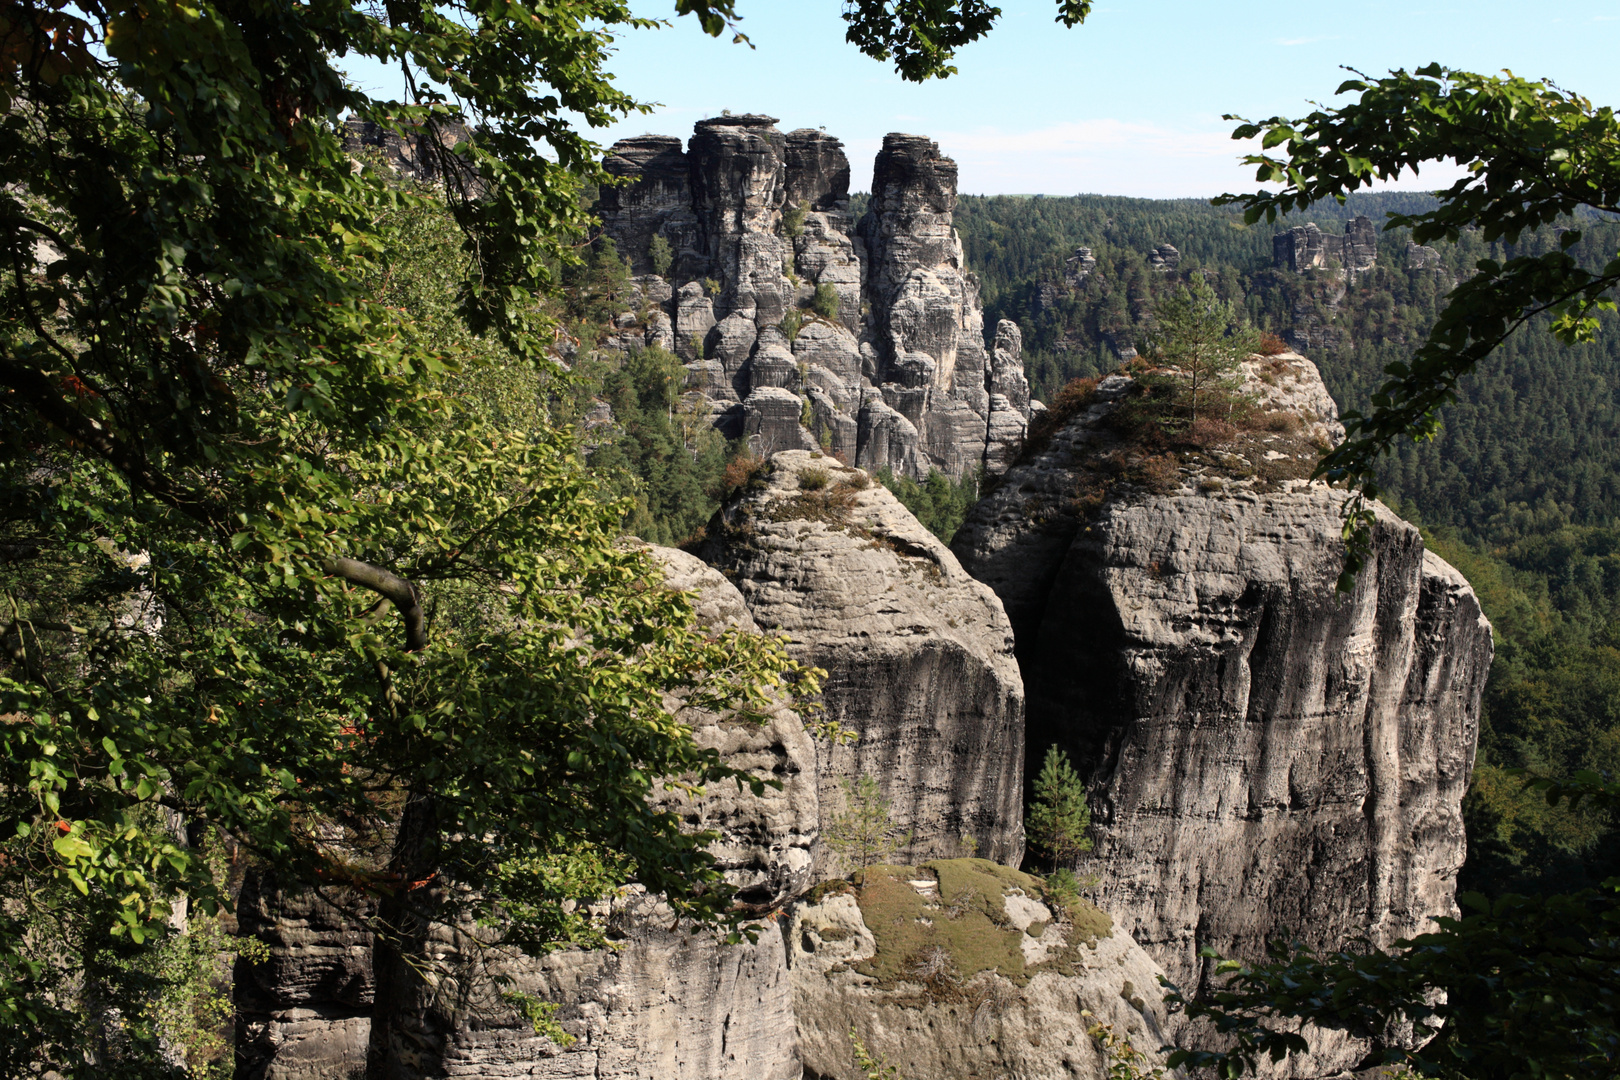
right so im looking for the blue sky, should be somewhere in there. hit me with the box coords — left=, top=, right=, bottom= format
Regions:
left=341, top=1, right=1620, bottom=198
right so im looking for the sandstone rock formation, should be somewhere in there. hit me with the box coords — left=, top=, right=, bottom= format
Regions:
left=237, top=547, right=818, bottom=1080
left=1148, top=243, right=1180, bottom=272
left=1273, top=216, right=1378, bottom=274
left=787, top=860, right=1178, bottom=1080
left=235, top=877, right=377, bottom=1080
left=365, top=895, right=800, bottom=1080
left=952, top=354, right=1492, bottom=998
left=1405, top=241, right=1444, bottom=271
left=594, top=118, right=1031, bottom=480
left=694, top=450, right=1026, bottom=869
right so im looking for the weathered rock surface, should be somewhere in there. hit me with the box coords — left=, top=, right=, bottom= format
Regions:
left=951, top=357, right=1492, bottom=1002
left=366, top=895, right=799, bottom=1080
left=694, top=450, right=1026, bottom=869
left=787, top=860, right=1178, bottom=1080
left=235, top=878, right=377, bottom=1080
left=595, top=119, right=1031, bottom=480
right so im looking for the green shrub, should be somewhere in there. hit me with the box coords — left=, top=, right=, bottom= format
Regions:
left=1027, top=746, right=1093, bottom=870
left=875, top=466, right=981, bottom=543
left=782, top=203, right=806, bottom=239
left=647, top=234, right=673, bottom=277
left=825, top=774, right=912, bottom=879
left=811, top=281, right=841, bottom=320
left=781, top=309, right=802, bottom=341
left=799, top=466, right=831, bottom=491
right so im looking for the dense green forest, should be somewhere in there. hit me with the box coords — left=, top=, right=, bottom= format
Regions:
left=952, top=192, right=1620, bottom=899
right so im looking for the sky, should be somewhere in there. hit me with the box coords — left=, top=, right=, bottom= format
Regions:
left=340, top=1, right=1620, bottom=199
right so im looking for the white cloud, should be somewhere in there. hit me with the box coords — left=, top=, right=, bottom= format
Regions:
left=929, top=118, right=1472, bottom=199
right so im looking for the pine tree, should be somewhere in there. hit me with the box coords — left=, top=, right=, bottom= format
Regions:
left=1026, top=747, right=1093, bottom=871
left=824, top=775, right=913, bottom=880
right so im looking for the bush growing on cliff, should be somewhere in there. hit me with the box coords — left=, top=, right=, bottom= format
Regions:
left=1140, top=277, right=1260, bottom=431
left=825, top=775, right=914, bottom=879
left=648, top=234, right=674, bottom=277
left=812, top=282, right=843, bottom=320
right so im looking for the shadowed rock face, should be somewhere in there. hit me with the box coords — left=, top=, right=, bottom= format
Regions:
left=951, top=360, right=1492, bottom=995
left=694, top=451, right=1026, bottom=869
left=595, top=120, right=1030, bottom=480
left=234, top=876, right=377, bottom=1080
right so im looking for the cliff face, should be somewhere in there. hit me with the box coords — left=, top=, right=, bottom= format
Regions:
left=695, top=450, right=1026, bottom=869
left=596, top=119, right=1030, bottom=480
left=239, top=549, right=813, bottom=1080
left=952, top=355, right=1493, bottom=992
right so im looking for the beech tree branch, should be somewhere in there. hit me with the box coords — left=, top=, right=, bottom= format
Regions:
left=325, top=557, right=427, bottom=652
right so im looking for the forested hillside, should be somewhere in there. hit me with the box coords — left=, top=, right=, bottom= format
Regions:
left=953, top=192, right=1620, bottom=898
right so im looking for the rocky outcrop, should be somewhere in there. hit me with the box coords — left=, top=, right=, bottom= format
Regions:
left=365, top=895, right=800, bottom=1080
left=787, top=860, right=1178, bottom=1080
left=1148, top=243, right=1180, bottom=272
left=694, top=451, right=1026, bottom=869
left=235, top=877, right=377, bottom=1080
left=951, top=356, right=1492, bottom=998
left=595, top=119, right=1031, bottom=480
left=1273, top=216, right=1378, bottom=273
left=1406, top=241, right=1443, bottom=271
left=342, top=119, right=470, bottom=184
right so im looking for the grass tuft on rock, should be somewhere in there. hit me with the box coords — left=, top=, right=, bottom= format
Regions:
left=849, top=859, right=1112, bottom=992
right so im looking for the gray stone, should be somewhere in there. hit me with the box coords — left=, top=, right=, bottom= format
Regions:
left=1406, top=241, right=1443, bottom=271
left=787, top=865, right=1179, bottom=1080
left=742, top=386, right=814, bottom=456
left=1148, top=243, right=1180, bottom=271
left=791, top=320, right=862, bottom=388
left=749, top=343, right=799, bottom=390
left=675, top=282, right=717, bottom=360
left=695, top=451, right=1026, bottom=869
left=598, top=135, right=705, bottom=280
left=368, top=895, right=800, bottom=1080
left=597, top=121, right=1030, bottom=479
left=783, top=128, right=851, bottom=213
left=234, top=874, right=378, bottom=1080
left=951, top=357, right=1492, bottom=1015
left=1274, top=216, right=1378, bottom=274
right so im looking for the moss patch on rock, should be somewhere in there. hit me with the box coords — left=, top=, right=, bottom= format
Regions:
left=849, top=859, right=1112, bottom=992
